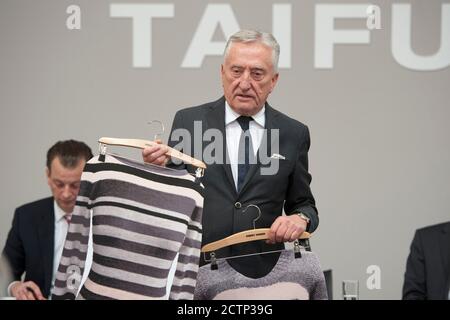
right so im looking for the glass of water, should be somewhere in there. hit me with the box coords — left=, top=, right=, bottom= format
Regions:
left=342, top=280, right=359, bottom=300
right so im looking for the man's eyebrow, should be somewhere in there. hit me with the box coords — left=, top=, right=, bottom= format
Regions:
left=230, top=65, right=266, bottom=71
left=52, top=179, right=79, bottom=185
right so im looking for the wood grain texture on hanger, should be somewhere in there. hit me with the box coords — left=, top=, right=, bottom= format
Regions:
left=98, top=137, right=206, bottom=169
left=201, top=228, right=311, bottom=253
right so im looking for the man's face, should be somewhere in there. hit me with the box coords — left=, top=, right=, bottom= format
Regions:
left=221, top=41, right=279, bottom=116
left=46, top=157, right=85, bottom=214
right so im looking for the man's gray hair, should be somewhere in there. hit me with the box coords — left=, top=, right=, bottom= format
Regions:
left=223, top=30, right=280, bottom=73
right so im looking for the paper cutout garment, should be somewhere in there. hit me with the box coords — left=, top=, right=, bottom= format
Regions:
left=52, top=154, right=204, bottom=300
left=194, top=251, right=328, bottom=300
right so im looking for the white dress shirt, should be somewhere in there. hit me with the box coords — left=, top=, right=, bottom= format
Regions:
left=225, top=101, right=265, bottom=190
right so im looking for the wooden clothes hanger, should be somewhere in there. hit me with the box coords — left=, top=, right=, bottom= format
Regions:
left=201, top=205, right=312, bottom=269
left=98, top=137, right=206, bottom=170
left=98, top=120, right=206, bottom=170
left=201, top=228, right=311, bottom=253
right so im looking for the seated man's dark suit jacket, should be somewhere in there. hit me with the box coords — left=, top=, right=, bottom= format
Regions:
left=2, top=197, right=55, bottom=298
left=402, top=221, right=450, bottom=300
left=167, top=97, right=318, bottom=278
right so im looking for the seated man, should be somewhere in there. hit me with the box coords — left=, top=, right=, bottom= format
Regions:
left=2, top=140, right=92, bottom=300
left=402, top=221, right=450, bottom=300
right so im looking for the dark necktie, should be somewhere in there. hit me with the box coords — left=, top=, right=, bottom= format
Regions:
left=64, top=214, right=72, bottom=224
left=236, top=116, right=254, bottom=192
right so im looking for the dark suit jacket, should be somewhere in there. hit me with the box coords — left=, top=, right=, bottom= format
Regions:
left=2, top=197, right=55, bottom=298
left=167, top=97, right=318, bottom=277
left=402, top=222, right=450, bottom=300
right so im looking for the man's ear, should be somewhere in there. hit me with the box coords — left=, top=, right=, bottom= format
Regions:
left=270, top=73, right=279, bottom=93
left=46, top=167, right=51, bottom=185
left=221, top=64, right=226, bottom=88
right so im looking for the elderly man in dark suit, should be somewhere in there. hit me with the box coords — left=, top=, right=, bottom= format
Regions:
left=402, top=221, right=450, bottom=300
left=143, top=30, right=318, bottom=278
left=2, top=140, right=92, bottom=299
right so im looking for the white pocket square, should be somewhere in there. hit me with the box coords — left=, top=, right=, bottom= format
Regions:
left=270, top=153, right=286, bottom=160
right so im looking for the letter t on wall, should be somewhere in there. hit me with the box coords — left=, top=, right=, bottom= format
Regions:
left=110, top=4, right=174, bottom=68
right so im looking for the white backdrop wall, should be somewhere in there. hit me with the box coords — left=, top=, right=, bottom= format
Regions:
left=1, top=0, right=449, bottom=299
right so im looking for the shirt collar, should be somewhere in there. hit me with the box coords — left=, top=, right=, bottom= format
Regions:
left=224, top=101, right=265, bottom=128
left=54, top=200, right=70, bottom=223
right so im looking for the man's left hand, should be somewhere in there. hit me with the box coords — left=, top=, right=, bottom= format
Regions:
left=267, top=215, right=307, bottom=244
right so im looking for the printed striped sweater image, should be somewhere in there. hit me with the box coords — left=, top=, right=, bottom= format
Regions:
left=194, top=251, right=328, bottom=300
left=51, top=154, right=204, bottom=300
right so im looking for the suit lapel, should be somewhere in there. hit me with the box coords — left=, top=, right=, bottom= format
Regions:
left=439, top=222, right=450, bottom=297
left=205, top=97, right=237, bottom=194
left=239, top=103, right=279, bottom=195
left=37, top=198, right=55, bottom=296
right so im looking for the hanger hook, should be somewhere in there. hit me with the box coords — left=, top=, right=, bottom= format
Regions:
left=148, top=120, right=165, bottom=141
left=242, top=204, right=261, bottom=230
left=99, top=143, right=107, bottom=155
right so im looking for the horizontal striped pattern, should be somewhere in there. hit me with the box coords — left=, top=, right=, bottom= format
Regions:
left=51, top=154, right=204, bottom=300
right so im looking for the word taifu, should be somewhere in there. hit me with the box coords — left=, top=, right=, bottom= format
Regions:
left=66, top=3, right=450, bottom=71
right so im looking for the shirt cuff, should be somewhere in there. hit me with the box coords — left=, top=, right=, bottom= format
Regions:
left=7, top=281, right=20, bottom=297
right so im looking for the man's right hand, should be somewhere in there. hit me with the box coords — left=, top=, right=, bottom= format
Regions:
left=10, top=281, right=46, bottom=300
left=142, top=140, right=170, bottom=166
